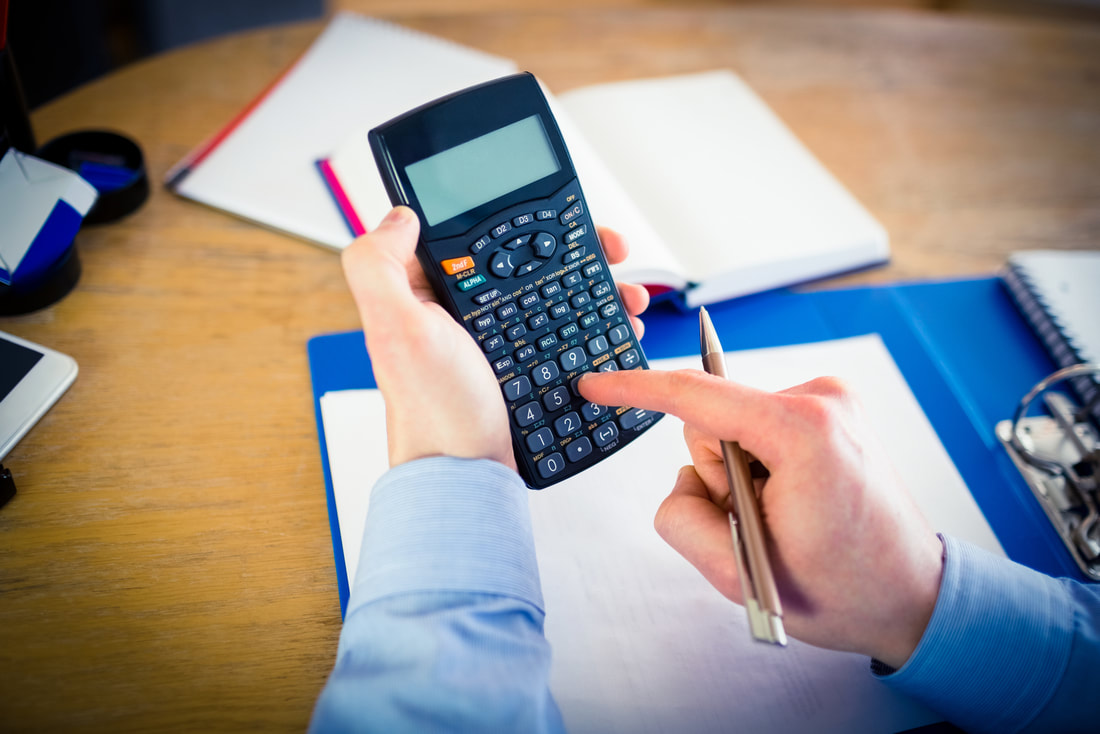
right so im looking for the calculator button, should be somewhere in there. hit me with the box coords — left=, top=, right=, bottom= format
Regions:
left=583, top=261, right=604, bottom=278
left=532, top=361, right=560, bottom=386
left=580, top=312, right=600, bottom=330
left=597, top=360, right=619, bottom=372
left=497, top=302, right=519, bottom=320
left=562, top=271, right=583, bottom=288
left=600, top=302, right=620, bottom=318
left=570, top=375, right=585, bottom=397
left=528, top=313, right=550, bottom=330
left=554, top=411, right=582, bottom=437
left=591, top=282, right=612, bottom=299
left=515, top=260, right=542, bottom=276
left=503, top=234, right=532, bottom=251
left=512, top=212, right=535, bottom=227
left=483, top=335, right=505, bottom=352
left=506, top=324, right=527, bottom=341
left=559, top=347, right=587, bottom=371
left=565, top=225, right=588, bottom=244
left=441, top=256, right=474, bottom=275
left=458, top=274, right=487, bottom=291
left=559, top=201, right=584, bottom=225
left=515, top=345, right=537, bottom=362
left=593, top=422, right=620, bottom=448
left=520, top=292, right=540, bottom=309
left=620, top=408, right=654, bottom=430
left=581, top=402, right=607, bottom=421
left=474, top=288, right=502, bottom=305
left=515, top=401, right=543, bottom=427
left=536, top=209, right=557, bottom=221
left=608, top=325, right=630, bottom=345
left=493, top=356, right=515, bottom=374
left=491, top=221, right=513, bottom=238
left=527, top=427, right=555, bottom=452
left=565, top=437, right=593, bottom=463
left=503, top=376, right=532, bottom=401
left=543, top=386, right=570, bottom=411
left=587, top=335, right=609, bottom=355
left=470, top=235, right=492, bottom=254
left=537, top=453, right=566, bottom=480
left=532, top=232, right=556, bottom=258
left=537, top=333, right=559, bottom=351
left=563, top=247, right=586, bottom=264
left=559, top=323, right=579, bottom=340
left=550, top=302, right=571, bottom=320
left=541, top=282, right=562, bottom=298
left=490, top=251, right=516, bottom=278
left=619, top=348, right=640, bottom=368
left=473, top=314, right=495, bottom=332
left=570, top=292, right=591, bottom=308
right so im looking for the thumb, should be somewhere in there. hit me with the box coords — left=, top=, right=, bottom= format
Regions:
left=341, top=206, right=422, bottom=330
left=655, top=465, right=740, bottom=603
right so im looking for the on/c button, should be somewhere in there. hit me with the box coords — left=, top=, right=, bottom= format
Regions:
left=442, top=256, right=474, bottom=275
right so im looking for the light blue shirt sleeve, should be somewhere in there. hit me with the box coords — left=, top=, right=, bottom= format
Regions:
left=875, top=534, right=1100, bottom=733
left=309, top=457, right=565, bottom=734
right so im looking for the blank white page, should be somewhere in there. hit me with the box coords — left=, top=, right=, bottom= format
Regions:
left=559, top=71, right=889, bottom=302
left=175, top=13, right=516, bottom=248
left=319, top=334, right=1002, bottom=733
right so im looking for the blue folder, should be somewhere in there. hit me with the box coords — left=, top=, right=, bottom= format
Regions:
left=308, top=276, right=1086, bottom=616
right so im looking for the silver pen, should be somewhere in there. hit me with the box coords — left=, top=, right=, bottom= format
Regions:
left=699, top=306, right=787, bottom=646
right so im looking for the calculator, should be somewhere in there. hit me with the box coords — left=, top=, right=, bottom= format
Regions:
left=369, top=72, right=661, bottom=488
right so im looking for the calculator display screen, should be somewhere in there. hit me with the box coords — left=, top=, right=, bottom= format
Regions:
left=405, top=115, right=560, bottom=226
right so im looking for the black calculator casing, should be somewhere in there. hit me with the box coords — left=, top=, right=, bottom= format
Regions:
left=369, top=72, right=661, bottom=488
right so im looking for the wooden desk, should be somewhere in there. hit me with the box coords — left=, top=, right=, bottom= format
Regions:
left=2, top=7, right=1098, bottom=731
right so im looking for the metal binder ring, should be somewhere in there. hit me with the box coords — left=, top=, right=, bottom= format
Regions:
left=1010, top=363, right=1100, bottom=476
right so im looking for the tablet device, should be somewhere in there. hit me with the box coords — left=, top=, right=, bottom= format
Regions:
left=0, top=330, right=77, bottom=460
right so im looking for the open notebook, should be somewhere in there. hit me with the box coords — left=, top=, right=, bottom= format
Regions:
left=323, top=69, right=889, bottom=306
left=318, top=334, right=1002, bottom=734
left=167, top=13, right=888, bottom=307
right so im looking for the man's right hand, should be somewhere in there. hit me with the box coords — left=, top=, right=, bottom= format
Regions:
left=579, top=369, right=946, bottom=669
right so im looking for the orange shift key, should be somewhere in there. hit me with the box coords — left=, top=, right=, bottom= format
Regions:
left=441, top=256, right=474, bottom=275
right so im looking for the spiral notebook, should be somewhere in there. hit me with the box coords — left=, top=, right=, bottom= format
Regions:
left=1002, top=249, right=1100, bottom=422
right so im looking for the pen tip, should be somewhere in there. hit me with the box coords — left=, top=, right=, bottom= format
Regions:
left=699, top=306, right=718, bottom=354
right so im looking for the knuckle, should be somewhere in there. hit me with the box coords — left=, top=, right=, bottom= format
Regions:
left=804, top=375, right=853, bottom=398
left=791, top=393, right=840, bottom=432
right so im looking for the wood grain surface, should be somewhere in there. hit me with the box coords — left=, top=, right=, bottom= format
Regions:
left=1, top=6, right=1097, bottom=731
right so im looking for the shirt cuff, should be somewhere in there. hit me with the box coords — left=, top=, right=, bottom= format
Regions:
left=348, top=456, right=543, bottom=615
left=874, top=534, right=1073, bottom=733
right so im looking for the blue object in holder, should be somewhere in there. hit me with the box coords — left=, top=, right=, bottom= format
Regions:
left=37, top=130, right=148, bottom=224
left=0, top=149, right=95, bottom=314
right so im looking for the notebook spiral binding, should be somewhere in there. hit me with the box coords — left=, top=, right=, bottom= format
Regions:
left=1002, top=261, right=1100, bottom=427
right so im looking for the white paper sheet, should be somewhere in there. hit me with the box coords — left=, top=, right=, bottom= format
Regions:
left=174, top=14, right=516, bottom=248
left=319, top=334, right=1003, bottom=733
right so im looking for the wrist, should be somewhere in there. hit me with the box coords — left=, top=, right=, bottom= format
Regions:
left=870, top=533, right=946, bottom=669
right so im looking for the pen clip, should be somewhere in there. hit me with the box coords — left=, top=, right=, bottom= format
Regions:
left=729, top=513, right=785, bottom=644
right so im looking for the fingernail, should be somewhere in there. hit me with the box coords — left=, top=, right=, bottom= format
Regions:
left=379, top=206, right=415, bottom=229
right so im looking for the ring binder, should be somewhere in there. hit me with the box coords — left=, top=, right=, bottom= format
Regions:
left=996, top=363, right=1100, bottom=580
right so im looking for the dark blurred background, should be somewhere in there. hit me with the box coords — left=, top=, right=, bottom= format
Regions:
left=5, top=0, right=1100, bottom=110
left=7, top=0, right=323, bottom=109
